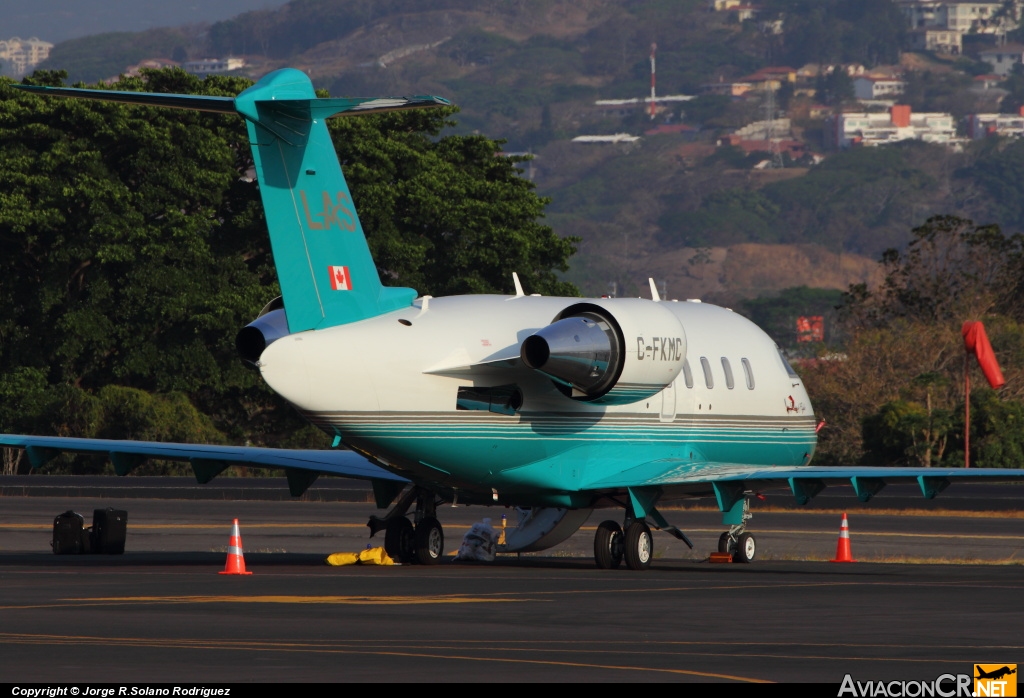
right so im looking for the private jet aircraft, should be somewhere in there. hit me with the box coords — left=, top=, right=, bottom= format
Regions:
left=5, top=69, right=1024, bottom=570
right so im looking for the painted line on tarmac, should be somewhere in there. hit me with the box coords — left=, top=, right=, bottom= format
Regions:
left=7, top=577, right=1021, bottom=612
left=0, top=632, right=769, bottom=681
left=68, top=594, right=531, bottom=605
left=0, top=582, right=868, bottom=610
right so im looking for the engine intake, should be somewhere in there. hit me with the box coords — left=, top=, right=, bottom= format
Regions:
left=236, top=298, right=290, bottom=364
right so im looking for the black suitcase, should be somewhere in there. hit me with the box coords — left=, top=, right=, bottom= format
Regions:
left=91, top=508, right=127, bottom=554
left=52, top=510, right=85, bottom=554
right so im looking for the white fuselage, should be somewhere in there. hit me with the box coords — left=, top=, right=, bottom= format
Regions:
left=257, top=294, right=816, bottom=505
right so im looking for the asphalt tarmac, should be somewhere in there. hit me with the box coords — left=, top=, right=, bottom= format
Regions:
left=1, top=478, right=1022, bottom=683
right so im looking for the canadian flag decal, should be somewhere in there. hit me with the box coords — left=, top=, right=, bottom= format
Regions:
left=328, top=265, right=352, bottom=291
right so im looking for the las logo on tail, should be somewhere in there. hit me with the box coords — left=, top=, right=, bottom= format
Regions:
left=6, top=69, right=1024, bottom=569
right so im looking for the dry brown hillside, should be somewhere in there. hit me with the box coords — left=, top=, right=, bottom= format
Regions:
left=574, top=242, right=883, bottom=302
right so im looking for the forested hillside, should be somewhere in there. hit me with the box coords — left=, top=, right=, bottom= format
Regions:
left=34, top=0, right=1019, bottom=302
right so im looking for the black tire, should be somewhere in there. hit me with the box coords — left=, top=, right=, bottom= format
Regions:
left=624, top=521, right=653, bottom=571
left=414, top=517, right=444, bottom=565
left=734, top=532, right=756, bottom=563
left=384, top=517, right=415, bottom=563
left=594, top=520, right=624, bottom=569
left=718, top=532, right=731, bottom=554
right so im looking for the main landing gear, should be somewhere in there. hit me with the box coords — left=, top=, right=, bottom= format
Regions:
left=593, top=517, right=672, bottom=571
left=370, top=486, right=445, bottom=564
left=593, top=495, right=761, bottom=569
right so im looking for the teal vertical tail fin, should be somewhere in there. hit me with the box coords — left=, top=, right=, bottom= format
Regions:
left=13, top=68, right=449, bottom=332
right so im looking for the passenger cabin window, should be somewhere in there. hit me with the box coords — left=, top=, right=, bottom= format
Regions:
left=721, top=358, right=734, bottom=389
left=700, top=357, right=714, bottom=389
left=682, top=358, right=694, bottom=389
left=741, top=358, right=755, bottom=390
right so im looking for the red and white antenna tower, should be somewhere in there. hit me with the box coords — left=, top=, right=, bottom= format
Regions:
left=649, top=42, right=657, bottom=121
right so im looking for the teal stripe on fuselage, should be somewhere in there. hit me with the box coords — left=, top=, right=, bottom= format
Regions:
left=302, top=410, right=815, bottom=493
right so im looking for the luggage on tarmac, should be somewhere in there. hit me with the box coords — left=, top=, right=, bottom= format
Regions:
left=91, top=508, right=127, bottom=554
left=51, top=508, right=127, bottom=555
left=52, top=510, right=86, bottom=555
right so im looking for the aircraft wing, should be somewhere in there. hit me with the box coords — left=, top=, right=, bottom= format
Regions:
left=0, top=434, right=407, bottom=497
left=586, top=460, right=1024, bottom=504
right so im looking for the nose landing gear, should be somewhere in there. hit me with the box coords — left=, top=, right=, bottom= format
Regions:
left=717, top=498, right=756, bottom=563
left=371, top=486, right=446, bottom=564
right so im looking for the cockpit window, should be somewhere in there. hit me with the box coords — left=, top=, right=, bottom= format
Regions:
left=777, top=347, right=799, bottom=378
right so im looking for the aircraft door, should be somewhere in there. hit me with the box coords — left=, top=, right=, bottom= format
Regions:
left=660, top=380, right=676, bottom=422
left=672, top=358, right=697, bottom=418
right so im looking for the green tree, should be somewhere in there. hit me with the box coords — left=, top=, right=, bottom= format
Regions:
left=804, top=216, right=1024, bottom=466
left=0, top=68, right=576, bottom=459
left=849, top=215, right=1023, bottom=326
left=966, top=389, right=1024, bottom=469
left=862, top=373, right=954, bottom=467
left=815, top=69, right=855, bottom=108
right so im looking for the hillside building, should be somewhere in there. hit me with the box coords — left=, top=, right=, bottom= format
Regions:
left=979, top=44, right=1024, bottom=76
left=895, top=1, right=1015, bottom=35
left=181, top=58, right=246, bottom=76
left=0, top=37, right=53, bottom=78
left=709, top=0, right=759, bottom=21
left=965, top=108, right=1024, bottom=138
left=907, top=27, right=963, bottom=54
left=593, top=95, right=694, bottom=118
left=827, top=105, right=960, bottom=149
left=853, top=76, right=907, bottom=101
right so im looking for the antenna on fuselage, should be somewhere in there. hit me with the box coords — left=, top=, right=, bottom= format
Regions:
left=512, top=272, right=525, bottom=298
left=648, top=277, right=661, bottom=302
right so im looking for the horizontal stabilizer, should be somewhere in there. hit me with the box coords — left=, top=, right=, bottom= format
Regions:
left=276, top=96, right=451, bottom=120
left=11, top=85, right=238, bottom=113
left=12, top=85, right=449, bottom=119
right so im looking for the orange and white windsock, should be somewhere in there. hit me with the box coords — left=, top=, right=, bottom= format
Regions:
left=219, top=518, right=253, bottom=575
left=963, top=321, right=1006, bottom=389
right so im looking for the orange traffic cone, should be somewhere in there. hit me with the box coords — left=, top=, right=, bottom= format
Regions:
left=830, top=513, right=856, bottom=563
left=219, top=518, right=253, bottom=575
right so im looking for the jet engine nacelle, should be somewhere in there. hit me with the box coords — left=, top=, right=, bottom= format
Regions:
left=236, top=298, right=290, bottom=364
left=521, top=299, right=687, bottom=404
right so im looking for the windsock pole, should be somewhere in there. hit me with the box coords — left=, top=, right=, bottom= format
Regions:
left=965, top=351, right=970, bottom=469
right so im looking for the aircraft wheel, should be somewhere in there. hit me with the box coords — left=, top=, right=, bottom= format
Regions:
left=718, top=532, right=731, bottom=554
left=624, top=521, right=653, bottom=571
left=594, top=520, right=623, bottom=569
left=734, top=532, right=756, bottom=563
left=414, top=517, right=444, bottom=565
left=384, top=517, right=415, bottom=563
